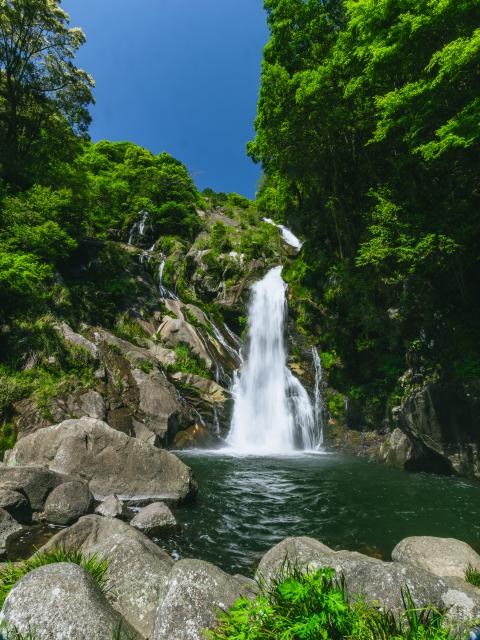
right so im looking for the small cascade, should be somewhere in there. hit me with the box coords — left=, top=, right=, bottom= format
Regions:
left=263, top=217, right=303, bottom=251
left=312, top=347, right=326, bottom=447
left=210, top=320, right=241, bottom=364
left=227, top=266, right=321, bottom=454
left=158, top=259, right=178, bottom=300
left=128, top=210, right=149, bottom=245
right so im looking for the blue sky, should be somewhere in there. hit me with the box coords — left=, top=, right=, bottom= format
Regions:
left=62, top=0, right=268, bottom=199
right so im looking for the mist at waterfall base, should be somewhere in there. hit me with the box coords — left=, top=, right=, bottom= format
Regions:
left=226, top=266, right=322, bottom=454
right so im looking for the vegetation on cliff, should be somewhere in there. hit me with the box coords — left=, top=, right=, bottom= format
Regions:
left=250, top=0, right=480, bottom=427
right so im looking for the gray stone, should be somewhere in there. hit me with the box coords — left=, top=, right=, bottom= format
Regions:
left=58, top=322, right=98, bottom=359
left=131, top=502, right=177, bottom=536
left=157, top=316, right=214, bottom=370
left=131, top=368, right=191, bottom=441
left=0, top=562, right=138, bottom=639
left=6, top=417, right=197, bottom=504
left=256, top=537, right=458, bottom=616
left=43, top=479, right=93, bottom=525
left=73, top=390, right=106, bottom=420
left=0, top=508, right=23, bottom=557
left=392, top=536, right=480, bottom=579
left=39, top=514, right=174, bottom=638
left=0, top=465, right=63, bottom=511
left=0, top=488, right=31, bottom=524
left=95, top=494, right=126, bottom=519
left=153, top=559, right=257, bottom=640
left=376, top=428, right=416, bottom=469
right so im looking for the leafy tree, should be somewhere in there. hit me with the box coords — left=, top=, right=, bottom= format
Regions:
left=251, top=0, right=480, bottom=424
left=0, top=0, right=94, bottom=187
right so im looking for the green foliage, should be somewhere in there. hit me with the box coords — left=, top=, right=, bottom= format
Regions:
left=0, top=0, right=94, bottom=188
left=207, top=566, right=457, bottom=640
left=251, top=0, right=480, bottom=425
left=150, top=200, right=202, bottom=241
left=466, top=565, right=480, bottom=588
left=0, top=548, right=109, bottom=608
left=0, top=422, right=16, bottom=459
left=80, top=142, right=201, bottom=240
left=169, top=343, right=211, bottom=379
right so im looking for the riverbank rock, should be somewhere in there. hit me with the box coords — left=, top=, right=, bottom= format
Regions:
left=131, top=501, right=177, bottom=535
left=256, top=536, right=480, bottom=626
left=0, top=508, right=23, bottom=557
left=39, top=514, right=174, bottom=638
left=6, top=417, right=197, bottom=504
left=0, top=488, right=31, bottom=524
left=0, top=465, right=63, bottom=512
left=95, top=494, right=126, bottom=518
left=392, top=536, right=480, bottom=579
left=152, top=559, right=257, bottom=640
left=42, top=479, right=93, bottom=525
left=0, top=562, right=138, bottom=639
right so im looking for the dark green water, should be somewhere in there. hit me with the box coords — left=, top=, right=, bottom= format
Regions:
left=161, top=451, right=480, bottom=575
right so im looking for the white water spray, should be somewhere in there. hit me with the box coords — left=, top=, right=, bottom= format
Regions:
left=263, top=218, right=303, bottom=251
left=158, top=259, right=178, bottom=300
left=128, top=210, right=149, bottom=245
left=227, top=266, right=321, bottom=454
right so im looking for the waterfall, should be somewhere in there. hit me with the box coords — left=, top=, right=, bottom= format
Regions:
left=312, top=347, right=326, bottom=447
left=227, top=266, right=320, bottom=454
left=263, top=218, right=303, bottom=251
left=128, top=210, right=149, bottom=245
left=158, top=259, right=178, bottom=300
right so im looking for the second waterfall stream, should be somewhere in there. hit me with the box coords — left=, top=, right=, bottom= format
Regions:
left=227, top=266, right=323, bottom=454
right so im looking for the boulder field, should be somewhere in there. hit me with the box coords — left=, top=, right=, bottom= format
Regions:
left=0, top=524, right=479, bottom=639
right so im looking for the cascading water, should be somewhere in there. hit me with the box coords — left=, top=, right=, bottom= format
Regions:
left=227, top=266, right=321, bottom=454
left=158, top=259, right=178, bottom=300
left=128, top=210, right=149, bottom=245
left=312, top=347, right=326, bottom=448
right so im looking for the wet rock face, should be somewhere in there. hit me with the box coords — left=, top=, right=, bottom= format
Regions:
left=0, top=562, right=139, bottom=640
left=6, top=417, right=198, bottom=504
left=396, top=383, right=480, bottom=479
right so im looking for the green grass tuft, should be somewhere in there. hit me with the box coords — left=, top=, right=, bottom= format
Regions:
left=466, top=564, right=480, bottom=588
left=0, top=548, right=109, bottom=608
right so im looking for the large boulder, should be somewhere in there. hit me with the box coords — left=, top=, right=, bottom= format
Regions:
left=42, top=479, right=93, bottom=525
left=39, top=514, right=174, bottom=638
left=131, top=368, right=192, bottom=442
left=0, top=508, right=23, bottom=558
left=0, top=465, right=64, bottom=511
left=131, top=501, right=177, bottom=536
left=256, top=536, right=480, bottom=626
left=152, top=559, right=257, bottom=640
left=392, top=536, right=480, bottom=579
left=0, top=562, right=138, bottom=639
left=0, top=488, right=31, bottom=524
left=5, top=417, right=197, bottom=504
